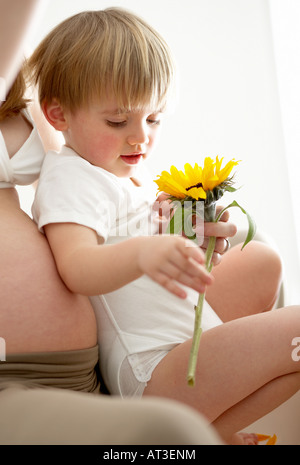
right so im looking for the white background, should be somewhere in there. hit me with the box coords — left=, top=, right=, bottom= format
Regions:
left=19, top=0, right=300, bottom=304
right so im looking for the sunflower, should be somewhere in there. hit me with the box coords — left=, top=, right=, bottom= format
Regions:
left=154, top=155, right=256, bottom=388
left=154, top=156, right=239, bottom=204
left=154, top=165, right=206, bottom=201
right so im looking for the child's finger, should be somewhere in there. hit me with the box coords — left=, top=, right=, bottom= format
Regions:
left=178, top=238, right=206, bottom=263
left=169, top=248, right=204, bottom=275
left=172, top=242, right=214, bottom=285
left=153, top=270, right=187, bottom=299
left=160, top=261, right=209, bottom=294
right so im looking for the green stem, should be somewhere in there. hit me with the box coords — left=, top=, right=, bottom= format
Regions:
left=187, top=235, right=216, bottom=386
left=205, top=235, right=216, bottom=272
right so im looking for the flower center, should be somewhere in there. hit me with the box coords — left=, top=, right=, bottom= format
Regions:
left=186, top=182, right=203, bottom=191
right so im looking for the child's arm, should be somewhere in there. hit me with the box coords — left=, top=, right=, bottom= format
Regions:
left=44, top=222, right=213, bottom=299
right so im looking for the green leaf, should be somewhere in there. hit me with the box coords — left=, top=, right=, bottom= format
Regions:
left=215, top=200, right=256, bottom=250
left=225, top=186, right=237, bottom=193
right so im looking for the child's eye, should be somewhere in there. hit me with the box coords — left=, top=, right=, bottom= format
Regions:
left=106, top=120, right=127, bottom=128
left=147, top=118, right=161, bottom=126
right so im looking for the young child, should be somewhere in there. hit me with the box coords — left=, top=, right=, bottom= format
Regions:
left=29, top=8, right=299, bottom=444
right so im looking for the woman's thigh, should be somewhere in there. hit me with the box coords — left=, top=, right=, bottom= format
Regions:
left=205, top=240, right=282, bottom=322
left=144, top=306, right=300, bottom=421
left=0, top=189, right=97, bottom=353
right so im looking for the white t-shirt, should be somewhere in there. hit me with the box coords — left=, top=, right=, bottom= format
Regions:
left=32, top=146, right=222, bottom=396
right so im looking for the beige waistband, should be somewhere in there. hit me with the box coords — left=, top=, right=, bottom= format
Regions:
left=0, top=346, right=100, bottom=393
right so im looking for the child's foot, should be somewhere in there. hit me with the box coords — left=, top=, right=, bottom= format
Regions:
left=230, top=433, right=259, bottom=445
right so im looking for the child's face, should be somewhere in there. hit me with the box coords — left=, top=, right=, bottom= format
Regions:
left=63, top=96, right=162, bottom=177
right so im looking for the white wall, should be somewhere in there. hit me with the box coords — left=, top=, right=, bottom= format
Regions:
left=23, top=0, right=300, bottom=304
left=269, top=0, right=300, bottom=304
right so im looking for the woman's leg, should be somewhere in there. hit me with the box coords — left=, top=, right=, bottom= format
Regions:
left=144, top=306, right=300, bottom=444
left=205, top=241, right=282, bottom=322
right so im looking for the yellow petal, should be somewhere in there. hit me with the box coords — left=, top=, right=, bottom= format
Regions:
left=186, top=186, right=206, bottom=200
left=256, top=434, right=271, bottom=441
left=154, top=172, right=188, bottom=199
left=154, top=156, right=239, bottom=201
left=202, top=157, right=217, bottom=190
left=266, top=434, right=277, bottom=445
left=170, top=165, right=185, bottom=184
left=184, top=163, right=202, bottom=186
left=215, top=155, right=223, bottom=172
left=202, top=175, right=219, bottom=191
left=216, top=158, right=239, bottom=184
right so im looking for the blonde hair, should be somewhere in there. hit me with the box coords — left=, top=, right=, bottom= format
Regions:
left=28, top=8, right=175, bottom=113
left=0, top=66, right=29, bottom=121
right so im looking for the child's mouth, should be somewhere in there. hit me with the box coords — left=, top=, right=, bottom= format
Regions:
left=120, top=154, right=143, bottom=165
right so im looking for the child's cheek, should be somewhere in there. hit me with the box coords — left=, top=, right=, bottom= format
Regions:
left=89, top=133, right=121, bottom=164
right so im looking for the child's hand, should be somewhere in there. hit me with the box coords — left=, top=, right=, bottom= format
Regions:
left=137, top=235, right=214, bottom=299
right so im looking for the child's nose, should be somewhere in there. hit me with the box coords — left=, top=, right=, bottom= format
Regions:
left=127, top=124, right=149, bottom=146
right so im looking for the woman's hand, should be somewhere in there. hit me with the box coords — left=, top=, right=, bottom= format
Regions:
left=199, top=206, right=237, bottom=266
left=152, top=192, right=173, bottom=234
left=153, top=195, right=237, bottom=266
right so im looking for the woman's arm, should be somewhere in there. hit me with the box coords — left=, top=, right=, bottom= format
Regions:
left=0, top=0, right=42, bottom=98
left=44, top=222, right=213, bottom=299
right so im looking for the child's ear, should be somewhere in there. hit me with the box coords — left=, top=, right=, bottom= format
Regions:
left=41, top=99, right=68, bottom=131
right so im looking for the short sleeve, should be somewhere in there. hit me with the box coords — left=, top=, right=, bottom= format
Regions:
left=32, top=150, right=120, bottom=241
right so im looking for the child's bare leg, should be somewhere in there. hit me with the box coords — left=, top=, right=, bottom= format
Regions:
left=144, top=306, right=300, bottom=444
left=206, top=241, right=282, bottom=322
left=213, top=371, right=300, bottom=443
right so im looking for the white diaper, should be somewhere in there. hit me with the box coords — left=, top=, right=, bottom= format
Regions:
left=91, top=291, right=222, bottom=398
